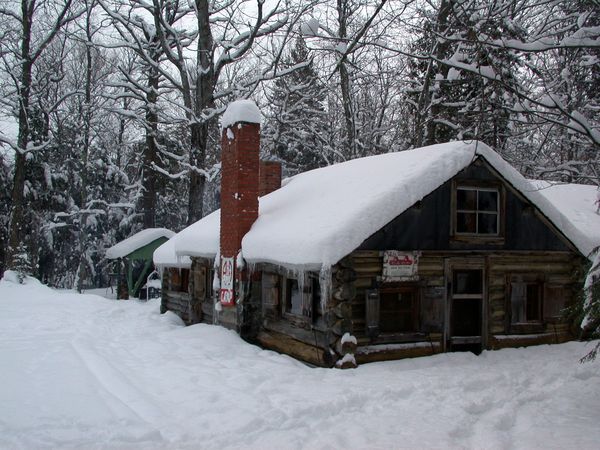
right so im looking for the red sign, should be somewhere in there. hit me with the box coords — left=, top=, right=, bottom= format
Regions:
left=383, top=251, right=419, bottom=281
left=220, top=257, right=235, bottom=306
left=387, top=254, right=414, bottom=266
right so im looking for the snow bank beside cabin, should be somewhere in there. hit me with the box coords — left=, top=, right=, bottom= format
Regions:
left=106, top=228, right=174, bottom=259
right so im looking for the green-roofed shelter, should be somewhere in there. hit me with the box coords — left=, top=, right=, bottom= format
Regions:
left=106, top=228, right=175, bottom=298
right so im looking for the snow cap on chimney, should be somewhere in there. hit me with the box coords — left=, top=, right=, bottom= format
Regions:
left=221, top=99, right=261, bottom=130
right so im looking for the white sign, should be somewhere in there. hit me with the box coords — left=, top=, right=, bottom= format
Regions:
left=383, top=251, right=419, bottom=281
left=220, top=256, right=235, bottom=306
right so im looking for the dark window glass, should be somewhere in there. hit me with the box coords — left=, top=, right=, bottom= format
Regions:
left=526, top=284, right=541, bottom=321
left=457, top=189, right=476, bottom=210
left=478, top=213, right=498, bottom=234
left=478, top=190, right=498, bottom=212
left=453, top=270, right=483, bottom=295
left=379, top=290, right=417, bottom=333
left=312, top=278, right=321, bottom=316
left=452, top=298, right=482, bottom=336
left=457, top=212, right=477, bottom=233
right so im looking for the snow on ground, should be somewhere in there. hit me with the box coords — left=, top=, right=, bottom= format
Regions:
left=1, top=277, right=600, bottom=450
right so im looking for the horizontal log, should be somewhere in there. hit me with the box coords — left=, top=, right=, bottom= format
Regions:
left=355, top=278, right=374, bottom=289
left=263, top=318, right=332, bottom=347
left=354, top=266, right=382, bottom=275
left=162, top=291, right=191, bottom=301
left=488, top=262, right=572, bottom=273
left=490, top=331, right=572, bottom=350
left=490, top=325, right=505, bottom=334
left=256, top=330, right=331, bottom=367
left=356, top=341, right=442, bottom=364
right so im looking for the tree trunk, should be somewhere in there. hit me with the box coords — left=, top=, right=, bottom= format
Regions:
left=187, top=0, right=215, bottom=225
left=423, top=0, right=452, bottom=147
left=76, top=4, right=94, bottom=292
left=142, top=65, right=159, bottom=229
left=337, top=0, right=356, bottom=159
left=7, top=1, right=34, bottom=266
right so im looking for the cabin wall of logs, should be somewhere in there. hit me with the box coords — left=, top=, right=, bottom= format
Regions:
left=348, top=249, right=583, bottom=363
left=249, top=260, right=358, bottom=368
left=160, top=258, right=215, bottom=325
left=160, top=250, right=583, bottom=367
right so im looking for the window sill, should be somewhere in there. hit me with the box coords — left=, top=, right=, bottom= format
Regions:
left=451, top=235, right=505, bottom=245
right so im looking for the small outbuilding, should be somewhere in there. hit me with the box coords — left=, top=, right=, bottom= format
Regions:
left=106, top=228, right=174, bottom=298
left=154, top=99, right=600, bottom=368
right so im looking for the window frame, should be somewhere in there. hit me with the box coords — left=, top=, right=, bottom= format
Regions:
left=366, top=283, right=421, bottom=339
left=281, top=273, right=321, bottom=322
left=169, top=267, right=190, bottom=293
left=508, top=275, right=545, bottom=332
left=452, top=181, right=504, bottom=241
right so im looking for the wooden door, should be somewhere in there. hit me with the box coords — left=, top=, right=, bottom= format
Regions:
left=445, top=259, right=486, bottom=353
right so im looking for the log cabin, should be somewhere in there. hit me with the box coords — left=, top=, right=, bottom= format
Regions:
left=154, top=100, right=600, bottom=368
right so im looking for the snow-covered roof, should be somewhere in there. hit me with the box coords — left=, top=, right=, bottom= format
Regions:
left=530, top=180, right=600, bottom=254
left=153, top=212, right=220, bottom=268
left=220, top=99, right=261, bottom=130
left=152, top=237, right=192, bottom=269
left=106, top=228, right=175, bottom=260
left=169, top=141, right=599, bottom=270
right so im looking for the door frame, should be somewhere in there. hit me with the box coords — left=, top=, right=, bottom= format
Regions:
left=444, top=257, right=487, bottom=352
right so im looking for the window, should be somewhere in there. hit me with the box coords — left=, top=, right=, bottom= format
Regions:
left=366, top=285, right=419, bottom=336
left=510, top=279, right=542, bottom=323
left=284, top=275, right=320, bottom=319
left=169, top=268, right=190, bottom=293
left=455, top=186, right=499, bottom=235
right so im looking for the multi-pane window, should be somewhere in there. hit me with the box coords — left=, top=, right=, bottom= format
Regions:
left=456, top=187, right=499, bottom=235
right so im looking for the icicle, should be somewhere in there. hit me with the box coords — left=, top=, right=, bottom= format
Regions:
left=236, top=250, right=245, bottom=270
left=212, top=271, right=221, bottom=291
left=319, top=265, right=332, bottom=313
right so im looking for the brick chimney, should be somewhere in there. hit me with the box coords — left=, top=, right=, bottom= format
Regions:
left=259, top=161, right=282, bottom=197
left=219, top=100, right=261, bottom=307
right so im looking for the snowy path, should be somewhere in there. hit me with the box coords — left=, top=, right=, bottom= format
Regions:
left=1, top=277, right=599, bottom=449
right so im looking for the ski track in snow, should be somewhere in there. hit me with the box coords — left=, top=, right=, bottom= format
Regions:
left=1, top=279, right=599, bottom=449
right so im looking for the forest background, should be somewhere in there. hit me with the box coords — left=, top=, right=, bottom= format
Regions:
left=0, top=0, right=598, bottom=291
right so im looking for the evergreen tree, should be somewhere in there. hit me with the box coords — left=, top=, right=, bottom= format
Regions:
left=405, top=0, right=522, bottom=150
left=264, top=36, right=328, bottom=175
